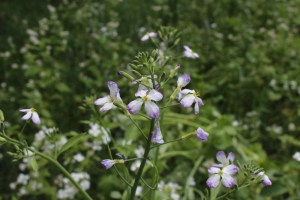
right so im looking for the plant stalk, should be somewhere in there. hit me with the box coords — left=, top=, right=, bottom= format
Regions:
left=129, top=119, right=155, bottom=200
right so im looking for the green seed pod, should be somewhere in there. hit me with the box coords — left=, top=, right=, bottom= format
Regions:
left=0, top=136, right=6, bottom=142
left=118, top=71, right=135, bottom=81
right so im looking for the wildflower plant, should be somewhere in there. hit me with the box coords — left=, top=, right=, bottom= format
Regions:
left=0, top=27, right=272, bottom=200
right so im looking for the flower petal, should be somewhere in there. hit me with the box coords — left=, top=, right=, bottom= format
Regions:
left=194, top=102, right=199, bottom=115
left=195, top=97, right=204, bottom=106
left=177, top=73, right=191, bottom=87
left=208, top=166, right=220, bottom=174
left=19, top=109, right=31, bottom=112
left=221, top=174, right=236, bottom=188
left=147, top=90, right=163, bottom=102
left=206, top=174, right=220, bottom=188
left=262, top=174, right=272, bottom=186
left=223, top=164, right=239, bottom=175
left=196, top=127, right=209, bottom=142
left=100, top=102, right=114, bottom=112
left=21, top=112, right=32, bottom=120
left=228, top=152, right=235, bottom=162
left=144, top=101, right=160, bottom=118
left=180, top=89, right=195, bottom=95
left=135, top=89, right=147, bottom=98
left=184, top=45, right=192, bottom=51
left=108, top=81, right=121, bottom=101
left=127, top=99, right=143, bottom=114
left=101, top=159, right=116, bottom=170
left=31, top=112, right=41, bottom=125
left=151, top=122, right=164, bottom=144
left=180, top=94, right=195, bottom=108
left=94, top=96, right=110, bottom=105
left=216, top=151, right=227, bottom=164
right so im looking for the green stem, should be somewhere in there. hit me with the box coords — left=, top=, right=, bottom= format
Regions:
left=129, top=119, right=155, bottom=200
left=1, top=134, right=93, bottom=200
left=128, top=116, right=147, bottom=139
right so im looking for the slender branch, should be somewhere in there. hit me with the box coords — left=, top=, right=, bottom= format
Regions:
left=128, top=116, right=147, bottom=139
left=129, top=119, right=155, bottom=200
left=150, top=132, right=195, bottom=149
left=1, top=134, right=93, bottom=200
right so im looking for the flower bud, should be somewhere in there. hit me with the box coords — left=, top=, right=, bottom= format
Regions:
left=0, top=136, right=6, bottom=142
left=0, top=109, right=4, bottom=122
left=118, top=71, right=135, bottom=81
left=170, top=87, right=181, bottom=100
left=169, top=64, right=180, bottom=79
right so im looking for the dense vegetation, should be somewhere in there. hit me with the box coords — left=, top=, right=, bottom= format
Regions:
left=1, top=0, right=300, bottom=199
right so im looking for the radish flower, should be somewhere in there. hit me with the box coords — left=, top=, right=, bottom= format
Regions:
left=94, top=81, right=123, bottom=112
left=20, top=108, right=41, bottom=125
left=127, top=88, right=163, bottom=118
left=101, top=159, right=124, bottom=170
left=179, top=89, right=204, bottom=115
left=151, top=120, right=164, bottom=144
left=196, top=127, right=209, bottom=142
left=206, top=151, right=238, bottom=188
left=141, top=32, right=157, bottom=42
left=257, top=172, right=272, bottom=186
left=183, top=45, right=199, bottom=59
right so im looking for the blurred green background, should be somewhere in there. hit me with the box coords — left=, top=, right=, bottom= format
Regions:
left=1, top=0, right=300, bottom=199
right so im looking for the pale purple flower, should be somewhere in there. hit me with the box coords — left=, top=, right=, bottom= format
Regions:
left=293, top=152, right=300, bottom=162
left=214, top=151, right=235, bottom=167
left=101, top=159, right=124, bottom=170
left=19, top=108, right=41, bottom=125
left=151, top=120, right=164, bottom=144
left=206, top=164, right=239, bottom=188
left=196, top=127, right=209, bottom=142
left=127, top=88, right=163, bottom=118
left=257, top=172, right=272, bottom=186
left=177, top=73, right=191, bottom=88
left=179, top=89, right=204, bottom=115
left=94, top=81, right=123, bottom=112
left=183, top=45, right=199, bottom=59
left=141, top=32, right=157, bottom=41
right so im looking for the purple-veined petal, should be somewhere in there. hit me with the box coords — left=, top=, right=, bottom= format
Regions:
left=184, top=45, right=192, bottom=51
left=144, top=101, right=160, bottom=118
left=216, top=151, right=227, bottom=164
left=101, top=159, right=116, bottom=170
left=228, top=152, right=235, bottom=162
left=195, top=97, right=204, bottom=106
left=196, top=127, right=209, bottom=142
left=21, top=111, right=32, bottom=120
left=177, top=73, right=191, bottom=87
left=100, top=102, right=114, bottom=112
left=194, top=102, right=199, bottom=115
left=262, top=174, right=272, bottom=186
left=221, top=174, right=236, bottom=188
left=151, top=124, right=164, bottom=144
left=107, top=81, right=121, bottom=100
left=223, top=164, right=239, bottom=175
left=208, top=166, right=220, bottom=174
left=206, top=174, right=220, bottom=188
left=180, top=89, right=195, bottom=95
left=31, top=112, right=41, bottom=125
left=94, top=96, right=110, bottom=105
left=135, top=89, right=147, bottom=98
left=19, top=109, right=31, bottom=112
left=147, top=90, right=163, bottom=102
left=180, top=94, right=195, bottom=108
left=127, top=99, right=143, bottom=114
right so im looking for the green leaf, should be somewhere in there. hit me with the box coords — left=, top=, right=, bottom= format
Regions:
left=58, top=134, right=89, bottom=156
left=260, top=182, right=288, bottom=197
left=30, top=156, right=39, bottom=172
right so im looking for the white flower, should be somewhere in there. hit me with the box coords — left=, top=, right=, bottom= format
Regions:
left=183, top=45, right=199, bottom=59
left=293, top=152, right=300, bottom=162
left=127, top=88, right=163, bottom=118
left=179, top=89, right=204, bottom=115
left=19, top=108, right=41, bottom=125
left=141, top=32, right=157, bottom=41
left=151, top=119, right=164, bottom=144
left=94, top=81, right=123, bottom=112
left=73, top=153, right=85, bottom=163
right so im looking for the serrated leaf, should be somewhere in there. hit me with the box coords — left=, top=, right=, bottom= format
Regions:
left=30, top=156, right=39, bottom=172
left=58, top=134, right=88, bottom=156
